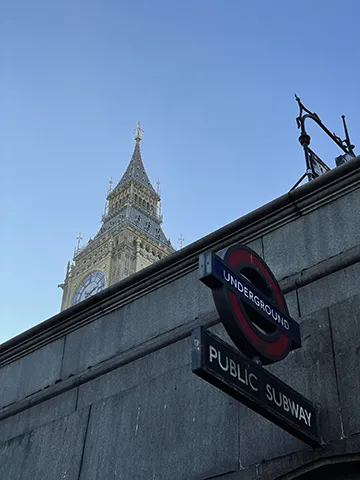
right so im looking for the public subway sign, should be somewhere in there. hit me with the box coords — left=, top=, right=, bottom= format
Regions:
left=192, top=244, right=321, bottom=447
left=192, top=328, right=320, bottom=447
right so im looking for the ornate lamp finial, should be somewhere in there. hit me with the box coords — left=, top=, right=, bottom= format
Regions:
left=134, top=121, right=143, bottom=142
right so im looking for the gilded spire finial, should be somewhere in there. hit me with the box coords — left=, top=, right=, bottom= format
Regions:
left=134, top=121, right=143, bottom=142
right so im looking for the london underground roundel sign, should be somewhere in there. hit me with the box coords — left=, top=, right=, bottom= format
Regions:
left=199, top=245, right=301, bottom=365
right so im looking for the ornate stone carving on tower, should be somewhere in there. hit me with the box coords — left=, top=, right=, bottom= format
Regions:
left=59, top=123, right=175, bottom=311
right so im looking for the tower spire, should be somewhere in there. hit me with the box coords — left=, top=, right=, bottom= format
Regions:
left=134, top=121, right=143, bottom=143
left=114, top=122, right=156, bottom=194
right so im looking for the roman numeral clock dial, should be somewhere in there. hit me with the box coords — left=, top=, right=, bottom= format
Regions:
left=72, top=271, right=105, bottom=305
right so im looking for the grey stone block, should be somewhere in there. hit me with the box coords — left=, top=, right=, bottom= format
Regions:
left=246, top=239, right=264, bottom=257
left=329, top=294, right=360, bottom=436
left=218, top=447, right=318, bottom=480
left=262, top=188, right=360, bottom=281
left=215, top=467, right=257, bottom=480
left=285, top=289, right=300, bottom=320
left=0, top=339, right=64, bottom=409
left=298, top=262, right=360, bottom=317
left=0, top=407, right=89, bottom=480
left=61, top=268, right=215, bottom=379
left=79, top=365, right=239, bottom=480
left=254, top=447, right=319, bottom=480
left=208, top=322, right=237, bottom=349
left=60, top=307, right=126, bottom=379
left=239, top=308, right=341, bottom=467
left=77, top=337, right=191, bottom=409
left=239, top=404, right=306, bottom=469
left=0, top=389, right=77, bottom=443
left=0, top=434, right=30, bottom=480
left=322, top=433, right=360, bottom=457
left=220, top=435, right=360, bottom=479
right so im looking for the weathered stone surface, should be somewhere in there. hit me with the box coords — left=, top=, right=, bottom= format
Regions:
left=0, top=434, right=30, bottom=480
left=0, top=389, right=77, bottom=443
left=298, top=262, right=360, bottom=317
left=218, top=446, right=318, bottom=479
left=254, top=448, right=319, bottom=480
left=329, top=293, right=360, bottom=437
left=0, top=407, right=89, bottom=480
left=195, top=434, right=360, bottom=479
left=262, top=188, right=360, bottom=281
left=61, top=269, right=214, bottom=379
left=246, top=238, right=264, bottom=257
left=221, top=439, right=360, bottom=479
left=239, top=308, right=341, bottom=467
left=208, top=321, right=237, bottom=349
left=77, top=337, right=191, bottom=409
left=0, top=339, right=64, bottom=409
left=285, top=289, right=300, bottom=320
left=79, top=365, right=238, bottom=480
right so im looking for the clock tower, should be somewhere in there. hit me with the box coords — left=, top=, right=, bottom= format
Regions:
left=59, top=123, right=175, bottom=311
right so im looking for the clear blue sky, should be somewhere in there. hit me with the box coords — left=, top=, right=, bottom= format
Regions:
left=1, top=0, right=359, bottom=343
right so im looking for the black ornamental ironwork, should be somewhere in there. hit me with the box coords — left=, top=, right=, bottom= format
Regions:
left=291, top=95, right=356, bottom=190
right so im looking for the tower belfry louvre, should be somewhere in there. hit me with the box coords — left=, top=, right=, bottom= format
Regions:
left=59, top=123, right=175, bottom=311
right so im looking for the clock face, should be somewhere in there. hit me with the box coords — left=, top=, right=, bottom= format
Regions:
left=72, top=271, right=105, bottom=305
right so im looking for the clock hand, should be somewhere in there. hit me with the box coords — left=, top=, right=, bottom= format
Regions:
left=87, top=285, right=98, bottom=296
left=84, top=287, right=94, bottom=299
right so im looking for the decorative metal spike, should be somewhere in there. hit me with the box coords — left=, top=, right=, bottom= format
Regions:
left=341, top=115, right=356, bottom=155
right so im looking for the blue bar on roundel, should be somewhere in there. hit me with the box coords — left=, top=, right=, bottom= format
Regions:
left=213, top=256, right=301, bottom=347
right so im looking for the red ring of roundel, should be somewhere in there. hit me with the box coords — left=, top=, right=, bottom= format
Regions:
left=226, top=249, right=291, bottom=359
